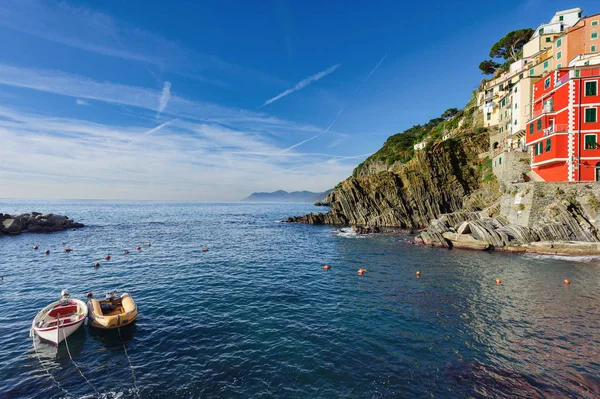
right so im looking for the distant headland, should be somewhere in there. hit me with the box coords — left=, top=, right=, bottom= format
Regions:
left=241, top=189, right=332, bottom=203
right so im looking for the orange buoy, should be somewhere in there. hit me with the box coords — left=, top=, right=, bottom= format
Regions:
left=496, top=279, right=502, bottom=285
left=564, top=279, right=571, bottom=285
left=323, top=265, right=331, bottom=270
left=416, top=271, right=421, bottom=276
left=65, top=248, right=72, bottom=252
left=358, top=268, right=367, bottom=275
left=44, top=249, right=50, bottom=255
left=202, top=248, right=209, bottom=252
left=93, top=262, right=100, bottom=268
left=136, top=246, right=141, bottom=251
left=147, top=242, right=151, bottom=247
left=105, top=255, right=111, bottom=260
left=33, top=245, right=39, bottom=250
left=124, top=249, right=130, bottom=254
left=86, top=292, right=93, bottom=297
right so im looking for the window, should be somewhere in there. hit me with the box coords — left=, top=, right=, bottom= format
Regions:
left=515, top=103, right=518, bottom=109
left=545, top=139, right=552, bottom=152
left=557, top=51, right=562, bottom=60
left=559, top=15, right=564, bottom=21
left=499, top=157, right=502, bottom=165
left=529, top=123, right=534, bottom=135
left=529, top=68, right=535, bottom=76
left=557, top=38, right=562, bottom=47
left=585, top=134, right=597, bottom=149
left=500, top=83, right=504, bottom=91
left=539, top=28, right=544, bottom=34
left=578, top=12, right=582, bottom=18
left=546, top=37, right=551, bottom=43
left=575, top=70, right=580, bottom=78
left=544, top=77, right=551, bottom=89
left=544, top=60, right=549, bottom=68
left=519, top=73, right=524, bottom=80
left=514, top=119, right=518, bottom=125
left=585, top=108, right=598, bottom=123
left=534, top=143, right=539, bottom=155
left=537, top=119, right=542, bottom=131
left=592, top=32, right=599, bottom=40
left=487, top=113, right=491, bottom=121
left=593, top=45, right=597, bottom=52
left=515, top=86, right=518, bottom=93
left=585, top=81, right=598, bottom=96
left=557, top=63, right=562, bottom=69
left=593, top=21, right=599, bottom=26
left=534, top=142, right=543, bottom=155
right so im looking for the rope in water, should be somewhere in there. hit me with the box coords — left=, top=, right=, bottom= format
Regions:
left=32, top=334, right=73, bottom=398
left=61, top=321, right=100, bottom=396
left=118, top=326, right=141, bottom=398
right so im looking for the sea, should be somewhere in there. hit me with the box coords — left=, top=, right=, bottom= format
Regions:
left=1, top=200, right=599, bottom=398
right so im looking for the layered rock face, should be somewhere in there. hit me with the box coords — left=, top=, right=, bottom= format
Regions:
left=289, top=129, right=492, bottom=228
left=0, top=213, right=84, bottom=235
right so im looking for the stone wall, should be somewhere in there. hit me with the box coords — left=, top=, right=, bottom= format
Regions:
left=492, top=150, right=531, bottom=184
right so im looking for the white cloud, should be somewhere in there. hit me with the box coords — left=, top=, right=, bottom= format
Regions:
left=75, top=98, right=89, bottom=106
left=262, top=64, right=340, bottom=107
left=158, top=81, right=171, bottom=114
left=0, top=106, right=357, bottom=200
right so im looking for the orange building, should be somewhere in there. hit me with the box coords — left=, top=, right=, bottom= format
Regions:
left=554, top=14, right=600, bottom=68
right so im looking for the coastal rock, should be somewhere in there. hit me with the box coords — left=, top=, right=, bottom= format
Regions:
left=0, top=212, right=84, bottom=235
left=442, top=232, right=490, bottom=250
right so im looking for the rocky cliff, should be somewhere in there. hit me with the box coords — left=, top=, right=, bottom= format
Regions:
left=0, top=213, right=84, bottom=235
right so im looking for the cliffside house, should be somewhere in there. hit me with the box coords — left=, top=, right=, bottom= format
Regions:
left=413, top=140, right=429, bottom=151
left=524, top=57, right=600, bottom=181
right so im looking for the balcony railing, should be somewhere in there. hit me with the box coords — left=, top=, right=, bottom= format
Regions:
left=555, top=73, right=570, bottom=87
left=531, top=103, right=554, bottom=118
left=543, top=124, right=569, bottom=136
left=484, top=92, right=496, bottom=100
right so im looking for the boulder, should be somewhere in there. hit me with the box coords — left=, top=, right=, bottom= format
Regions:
left=456, top=221, right=471, bottom=235
left=442, top=232, right=490, bottom=250
left=1, top=218, right=24, bottom=234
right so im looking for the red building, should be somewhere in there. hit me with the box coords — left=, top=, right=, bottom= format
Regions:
left=525, top=65, right=600, bottom=181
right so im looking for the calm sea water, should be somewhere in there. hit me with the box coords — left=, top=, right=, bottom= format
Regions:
left=1, top=200, right=600, bottom=398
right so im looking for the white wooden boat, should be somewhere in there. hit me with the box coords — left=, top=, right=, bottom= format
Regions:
left=30, top=290, right=88, bottom=345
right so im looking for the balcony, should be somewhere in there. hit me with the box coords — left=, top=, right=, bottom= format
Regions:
left=543, top=124, right=569, bottom=136
left=555, top=73, right=570, bottom=87
left=531, top=102, right=554, bottom=118
left=484, top=92, right=496, bottom=100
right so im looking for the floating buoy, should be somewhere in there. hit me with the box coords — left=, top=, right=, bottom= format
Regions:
left=323, top=265, right=331, bottom=270
left=44, top=249, right=50, bottom=255
left=65, top=248, right=72, bottom=252
left=416, top=271, right=421, bottom=276
left=147, top=242, right=151, bottom=247
left=33, top=245, right=38, bottom=250
left=564, top=279, right=571, bottom=285
left=124, top=249, right=130, bottom=254
left=86, top=292, right=93, bottom=297
left=105, top=255, right=111, bottom=260
left=358, top=268, right=367, bottom=275
left=202, top=248, right=209, bottom=252
left=496, top=279, right=502, bottom=285
left=93, top=262, right=100, bottom=267
left=136, top=246, right=141, bottom=251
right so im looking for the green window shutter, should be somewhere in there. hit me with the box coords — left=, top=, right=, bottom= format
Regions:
left=487, top=113, right=491, bottom=121
left=499, top=157, right=502, bottom=165
left=585, top=134, right=597, bottom=149
left=537, top=119, right=542, bottom=131
left=592, top=32, right=598, bottom=39
left=545, top=37, right=551, bottom=43
left=529, top=123, right=534, bottom=135
left=557, top=38, right=562, bottom=47
left=529, top=68, right=534, bottom=76
left=559, top=15, right=564, bottom=21
left=534, top=143, right=539, bottom=155
left=519, top=73, right=524, bottom=79
left=539, top=142, right=543, bottom=154
left=585, top=108, right=597, bottom=123
left=539, top=28, right=544, bottom=34
left=593, top=21, right=599, bottom=26
left=557, top=51, right=562, bottom=60
left=585, top=81, right=597, bottom=96
left=575, top=70, right=580, bottom=78
left=592, top=45, right=597, bottom=52
left=546, top=139, right=551, bottom=151
left=544, top=60, right=549, bottom=68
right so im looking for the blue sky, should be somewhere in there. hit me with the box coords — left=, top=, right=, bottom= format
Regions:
left=0, top=0, right=597, bottom=200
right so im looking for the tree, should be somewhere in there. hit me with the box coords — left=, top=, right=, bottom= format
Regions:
left=489, top=28, right=534, bottom=62
left=442, top=108, right=459, bottom=119
left=479, top=59, right=501, bottom=75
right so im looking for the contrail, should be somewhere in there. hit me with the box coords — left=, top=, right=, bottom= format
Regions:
left=261, top=63, right=341, bottom=107
left=325, top=108, right=345, bottom=132
left=143, top=120, right=174, bottom=135
left=355, top=54, right=387, bottom=93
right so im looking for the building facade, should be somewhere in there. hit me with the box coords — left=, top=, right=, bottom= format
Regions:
left=524, top=63, right=600, bottom=181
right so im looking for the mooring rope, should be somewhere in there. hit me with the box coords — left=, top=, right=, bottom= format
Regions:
left=32, top=334, right=73, bottom=398
left=62, top=320, right=100, bottom=396
left=118, top=326, right=140, bottom=398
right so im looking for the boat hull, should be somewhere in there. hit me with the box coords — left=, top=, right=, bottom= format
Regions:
left=31, top=298, right=88, bottom=345
left=88, top=293, right=138, bottom=329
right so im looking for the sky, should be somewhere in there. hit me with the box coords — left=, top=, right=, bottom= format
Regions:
left=0, top=0, right=598, bottom=201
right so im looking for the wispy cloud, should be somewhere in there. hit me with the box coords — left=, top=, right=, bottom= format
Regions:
left=355, top=54, right=387, bottom=93
left=158, top=81, right=171, bottom=114
left=261, top=63, right=340, bottom=107
left=75, top=98, right=89, bottom=106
